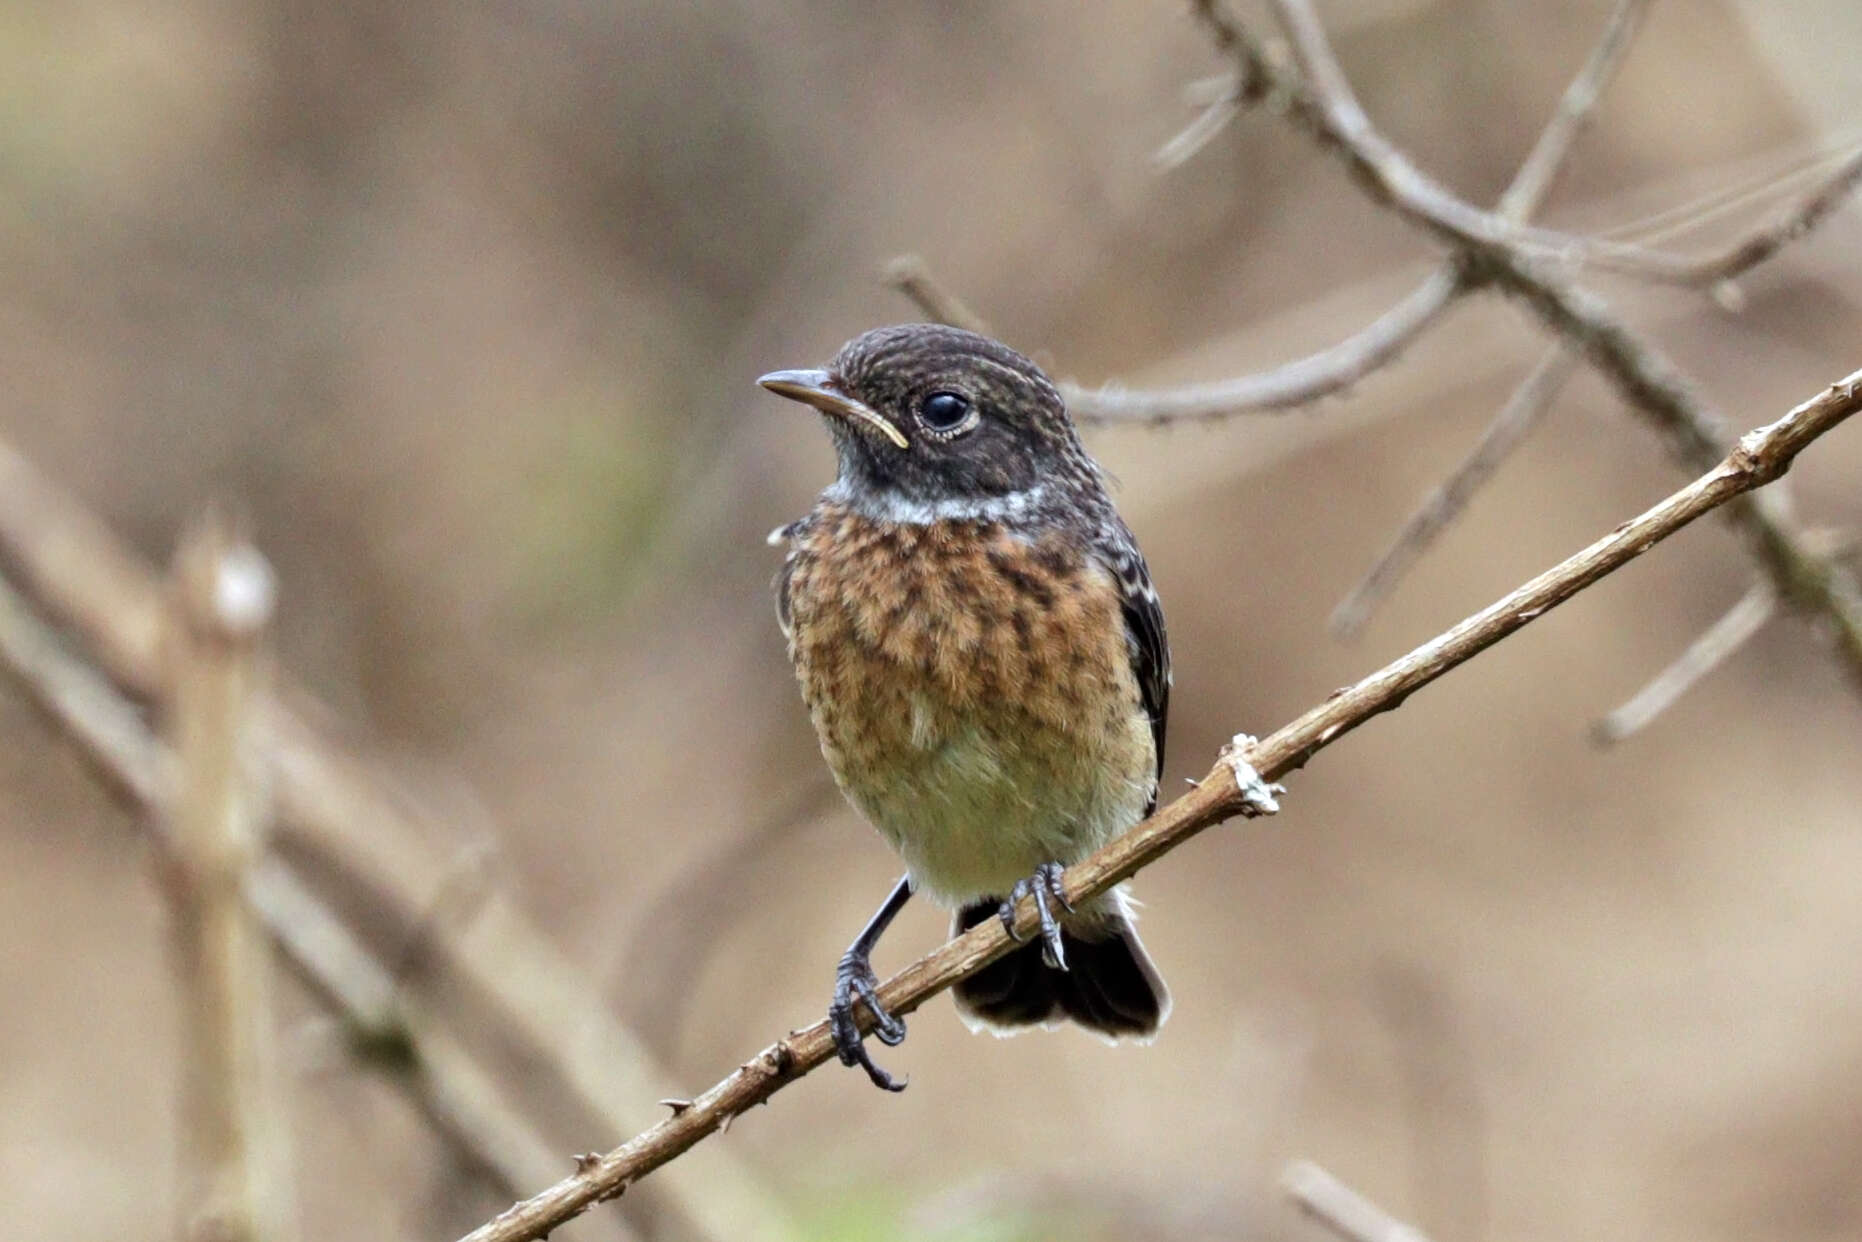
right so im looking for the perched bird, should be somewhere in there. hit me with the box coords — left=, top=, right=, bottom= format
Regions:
left=761, top=324, right=1171, bottom=1090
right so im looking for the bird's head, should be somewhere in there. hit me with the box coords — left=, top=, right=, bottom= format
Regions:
left=759, top=324, right=1095, bottom=516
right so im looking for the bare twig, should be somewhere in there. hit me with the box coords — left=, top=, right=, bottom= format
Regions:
left=0, top=574, right=637, bottom=1241
left=0, top=436, right=798, bottom=1242
left=616, top=776, right=841, bottom=1056
left=1283, top=1161, right=1435, bottom=1242
left=1231, top=0, right=1862, bottom=294
left=1154, top=80, right=1242, bottom=170
left=1591, top=581, right=1778, bottom=745
left=167, top=516, right=295, bottom=1242
left=1520, top=144, right=1862, bottom=289
left=1065, top=267, right=1463, bottom=424
left=1330, top=346, right=1578, bottom=637
left=1198, top=0, right=1862, bottom=695
left=1067, top=0, right=1641, bottom=426
left=883, top=254, right=991, bottom=336
left=1495, top=0, right=1649, bottom=221
left=455, top=371, right=1862, bottom=1242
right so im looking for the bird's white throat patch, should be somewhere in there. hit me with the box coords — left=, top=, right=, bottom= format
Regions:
left=824, top=479, right=1050, bottom=526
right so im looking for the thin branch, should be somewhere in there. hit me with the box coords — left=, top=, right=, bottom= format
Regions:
left=1154, top=81, right=1242, bottom=170
left=1330, top=346, right=1578, bottom=637
left=167, top=515, right=295, bottom=1242
left=1282, top=1161, right=1436, bottom=1242
left=883, top=254, right=991, bottom=336
left=1066, top=0, right=1641, bottom=426
left=1224, top=0, right=1862, bottom=295
left=0, top=574, right=634, bottom=1241
left=1525, top=144, right=1862, bottom=288
left=0, top=436, right=799, bottom=1242
left=1495, top=0, right=1649, bottom=222
left=1201, top=0, right=1862, bottom=694
left=1064, top=267, right=1463, bottom=424
left=1591, top=581, right=1778, bottom=745
left=456, top=370, right=1862, bottom=1242
left=615, top=776, right=841, bottom=1056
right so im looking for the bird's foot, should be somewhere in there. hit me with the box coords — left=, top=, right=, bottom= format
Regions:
left=829, top=948, right=908, bottom=1092
left=997, top=861, right=1074, bottom=970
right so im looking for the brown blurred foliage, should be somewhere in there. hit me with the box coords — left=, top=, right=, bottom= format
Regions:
left=3, top=2, right=1861, bottom=1240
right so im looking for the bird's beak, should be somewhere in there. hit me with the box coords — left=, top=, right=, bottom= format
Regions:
left=757, top=369, right=909, bottom=449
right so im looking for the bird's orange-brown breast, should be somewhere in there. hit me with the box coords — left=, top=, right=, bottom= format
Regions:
left=779, top=502, right=1155, bottom=903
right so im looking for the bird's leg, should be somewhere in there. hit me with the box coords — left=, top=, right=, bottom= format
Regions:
left=829, top=875, right=913, bottom=1092
left=997, top=861, right=1074, bottom=970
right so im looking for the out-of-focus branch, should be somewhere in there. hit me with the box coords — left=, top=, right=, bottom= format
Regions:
left=1064, top=268, right=1464, bottom=424
left=1282, top=1161, right=1435, bottom=1242
left=0, top=437, right=798, bottom=1242
left=1518, top=145, right=1862, bottom=290
left=1056, top=0, right=1642, bottom=426
left=1195, top=0, right=1862, bottom=697
left=1323, top=0, right=1639, bottom=634
left=883, top=254, right=991, bottom=337
left=166, top=516, right=295, bottom=1242
left=1591, top=581, right=1778, bottom=745
left=1495, top=0, right=1648, bottom=220
left=1330, top=346, right=1578, bottom=637
left=0, top=573, right=637, bottom=1242
left=455, top=371, right=1862, bottom=1242
left=616, top=776, right=840, bottom=1056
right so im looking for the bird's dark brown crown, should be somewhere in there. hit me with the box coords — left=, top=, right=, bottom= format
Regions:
left=817, top=324, right=1106, bottom=517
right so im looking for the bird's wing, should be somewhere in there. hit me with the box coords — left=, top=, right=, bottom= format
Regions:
left=1106, top=531, right=1170, bottom=810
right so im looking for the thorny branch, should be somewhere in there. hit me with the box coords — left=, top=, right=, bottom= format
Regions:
left=455, top=373, right=1862, bottom=1242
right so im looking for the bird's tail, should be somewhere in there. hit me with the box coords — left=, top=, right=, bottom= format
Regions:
left=950, top=887, right=1170, bottom=1040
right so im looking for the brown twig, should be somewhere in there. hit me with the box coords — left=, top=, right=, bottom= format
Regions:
left=1283, top=1161, right=1436, bottom=1242
left=166, top=515, right=296, bottom=1242
left=616, top=775, right=841, bottom=1056
left=1330, top=346, right=1578, bottom=638
left=0, top=573, right=637, bottom=1241
left=883, top=254, right=991, bottom=336
left=1591, top=581, right=1777, bottom=745
left=1516, top=144, right=1862, bottom=289
left=1064, top=267, right=1464, bottom=424
left=1495, top=0, right=1649, bottom=220
left=1064, top=0, right=1642, bottom=426
left=0, top=436, right=797, bottom=1242
left=1197, top=0, right=1862, bottom=696
left=455, top=371, right=1862, bottom=1242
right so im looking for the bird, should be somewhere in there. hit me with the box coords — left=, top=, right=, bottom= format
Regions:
left=759, top=323, right=1171, bottom=1091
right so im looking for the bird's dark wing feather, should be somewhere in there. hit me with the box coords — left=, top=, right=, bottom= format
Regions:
left=1105, top=530, right=1170, bottom=811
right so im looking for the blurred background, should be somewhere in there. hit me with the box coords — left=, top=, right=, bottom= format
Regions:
left=4, top=1, right=1862, bottom=1239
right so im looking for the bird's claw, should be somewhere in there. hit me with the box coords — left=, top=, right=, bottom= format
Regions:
left=997, top=861, right=1072, bottom=971
left=829, top=950, right=908, bottom=1092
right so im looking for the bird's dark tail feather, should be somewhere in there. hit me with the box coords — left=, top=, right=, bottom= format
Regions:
left=950, top=893, right=1170, bottom=1040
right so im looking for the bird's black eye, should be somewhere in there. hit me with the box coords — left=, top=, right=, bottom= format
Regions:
left=918, top=390, right=973, bottom=434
